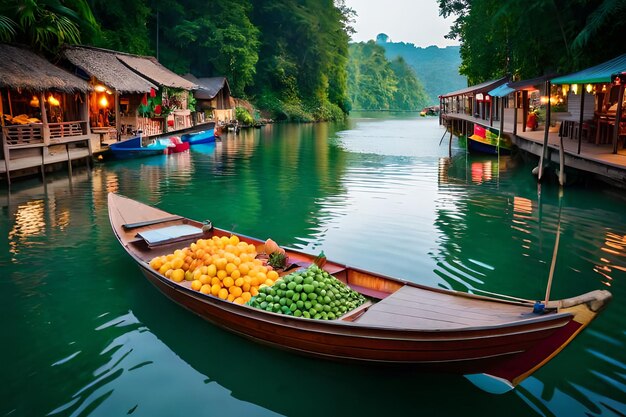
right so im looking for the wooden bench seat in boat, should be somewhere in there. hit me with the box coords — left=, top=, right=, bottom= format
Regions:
left=354, top=285, right=536, bottom=330
left=135, top=224, right=204, bottom=248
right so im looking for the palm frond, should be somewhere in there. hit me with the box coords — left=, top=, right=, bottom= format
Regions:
left=0, top=15, right=16, bottom=41
left=572, top=0, right=626, bottom=50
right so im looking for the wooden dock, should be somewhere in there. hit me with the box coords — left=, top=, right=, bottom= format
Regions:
left=442, top=112, right=626, bottom=185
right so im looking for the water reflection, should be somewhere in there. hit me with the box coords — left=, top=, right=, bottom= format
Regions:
left=2, top=118, right=626, bottom=417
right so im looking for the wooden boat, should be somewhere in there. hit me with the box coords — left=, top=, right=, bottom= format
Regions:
left=108, top=136, right=167, bottom=159
left=180, top=128, right=215, bottom=145
left=108, top=193, right=611, bottom=388
left=468, top=123, right=512, bottom=155
left=160, top=136, right=190, bottom=154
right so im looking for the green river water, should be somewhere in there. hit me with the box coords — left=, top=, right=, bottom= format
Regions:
left=1, top=114, right=625, bottom=416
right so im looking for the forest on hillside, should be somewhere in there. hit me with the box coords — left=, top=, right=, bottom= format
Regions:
left=3, top=1, right=619, bottom=120
left=347, top=41, right=429, bottom=111
left=379, top=41, right=466, bottom=104
left=438, top=0, right=626, bottom=84
left=0, top=0, right=354, bottom=122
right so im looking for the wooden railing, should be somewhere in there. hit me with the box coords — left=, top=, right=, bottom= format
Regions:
left=136, top=117, right=163, bottom=137
left=49, top=121, right=86, bottom=139
left=2, top=120, right=87, bottom=147
left=2, top=124, right=44, bottom=146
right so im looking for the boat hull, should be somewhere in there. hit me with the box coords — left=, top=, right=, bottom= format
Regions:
left=108, top=193, right=611, bottom=387
left=108, top=136, right=167, bottom=159
left=140, top=263, right=575, bottom=373
left=181, top=128, right=215, bottom=145
left=467, top=137, right=511, bottom=155
left=467, top=123, right=511, bottom=155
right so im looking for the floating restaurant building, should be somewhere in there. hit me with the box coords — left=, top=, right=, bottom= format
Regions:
left=439, top=53, right=626, bottom=186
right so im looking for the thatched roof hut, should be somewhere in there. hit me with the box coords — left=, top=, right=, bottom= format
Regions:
left=117, top=55, right=197, bottom=90
left=0, top=44, right=91, bottom=93
left=183, top=74, right=230, bottom=100
left=62, top=46, right=157, bottom=93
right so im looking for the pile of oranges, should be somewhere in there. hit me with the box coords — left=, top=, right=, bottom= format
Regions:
left=148, top=235, right=279, bottom=305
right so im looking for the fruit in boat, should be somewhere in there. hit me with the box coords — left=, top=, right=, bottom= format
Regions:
left=247, top=264, right=367, bottom=320
left=149, top=234, right=277, bottom=304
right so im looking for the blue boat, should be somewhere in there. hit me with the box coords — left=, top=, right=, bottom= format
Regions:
left=180, top=128, right=215, bottom=145
left=467, top=124, right=512, bottom=155
left=108, top=136, right=168, bottom=159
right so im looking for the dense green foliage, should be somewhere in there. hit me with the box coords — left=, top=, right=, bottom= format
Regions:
left=0, top=0, right=98, bottom=53
left=1, top=0, right=354, bottom=121
left=93, top=0, right=353, bottom=121
left=250, top=0, right=352, bottom=120
left=378, top=40, right=466, bottom=105
left=438, top=0, right=626, bottom=84
left=348, top=41, right=429, bottom=111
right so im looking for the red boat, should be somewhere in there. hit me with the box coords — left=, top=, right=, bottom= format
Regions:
left=108, top=193, right=611, bottom=389
left=161, top=136, right=190, bottom=154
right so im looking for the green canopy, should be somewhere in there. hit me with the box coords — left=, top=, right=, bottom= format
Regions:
left=551, top=54, right=626, bottom=84
left=488, top=84, right=515, bottom=97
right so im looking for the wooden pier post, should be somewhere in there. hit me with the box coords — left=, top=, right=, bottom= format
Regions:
left=577, top=89, right=585, bottom=155
left=537, top=81, right=551, bottom=181
left=611, top=84, right=624, bottom=154
left=513, top=91, right=518, bottom=136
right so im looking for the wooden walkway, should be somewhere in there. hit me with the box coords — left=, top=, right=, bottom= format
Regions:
left=443, top=112, right=626, bottom=184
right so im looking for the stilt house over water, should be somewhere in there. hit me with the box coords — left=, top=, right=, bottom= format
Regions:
left=62, top=46, right=158, bottom=144
left=182, top=74, right=235, bottom=124
left=115, top=54, right=198, bottom=136
left=0, top=44, right=92, bottom=185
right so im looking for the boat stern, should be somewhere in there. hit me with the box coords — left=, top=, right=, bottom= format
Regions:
left=482, top=289, right=612, bottom=388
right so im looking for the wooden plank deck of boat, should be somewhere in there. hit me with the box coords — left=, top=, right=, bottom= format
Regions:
left=354, top=285, right=536, bottom=330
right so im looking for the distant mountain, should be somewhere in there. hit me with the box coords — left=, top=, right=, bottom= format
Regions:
left=376, top=36, right=467, bottom=105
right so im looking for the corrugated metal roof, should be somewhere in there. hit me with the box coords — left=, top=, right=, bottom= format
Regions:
left=440, top=77, right=508, bottom=98
left=182, top=74, right=230, bottom=100
left=489, top=74, right=557, bottom=97
left=551, top=54, right=626, bottom=84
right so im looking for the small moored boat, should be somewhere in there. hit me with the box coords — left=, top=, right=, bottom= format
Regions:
left=181, top=128, right=215, bottom=145
left=468, top=123, right=512, bottom=155
left=108, top=193, right=611, bottom=388
left=108, top=136, right=167, bottom=159
left=160, top=136, right=190, bottom=154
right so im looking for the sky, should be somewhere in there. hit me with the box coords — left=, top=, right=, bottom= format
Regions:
left=343, top=0, right=460, bottom=48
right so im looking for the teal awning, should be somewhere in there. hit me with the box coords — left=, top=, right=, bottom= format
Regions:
left=551, top=54, right=626, bottom=85
left=488, top=84, right=515, bottom=97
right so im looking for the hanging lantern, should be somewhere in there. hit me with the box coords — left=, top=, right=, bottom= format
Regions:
left=154, top=104, right=162, bottom=115
left=29, top=96, right=40, bottom=107
left=99, top=96, right=109, bottom=108
left=571, top=84, right=579, bottom=95
left=585, top=84, right=593, bottom=94
left=48, top=95, right=60, bottom=106
left=150, top=87, right=156, bottom=98
left=602, top=84, right=607, bottom=92
left=141, top=94, right=148, bottom=106
left=561, top=85, right=569, bottom=96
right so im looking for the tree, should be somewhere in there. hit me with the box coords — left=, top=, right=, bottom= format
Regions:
left=348, top=41, right=428, bottom=111
left=0, top=0, right=99, bottom=53
left=250, top=0, right=352, bottom=119
left=438, top=0, right=626, bottom=83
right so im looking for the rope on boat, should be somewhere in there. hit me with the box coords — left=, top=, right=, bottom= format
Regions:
left=470, top=288, right=535, bottom=304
